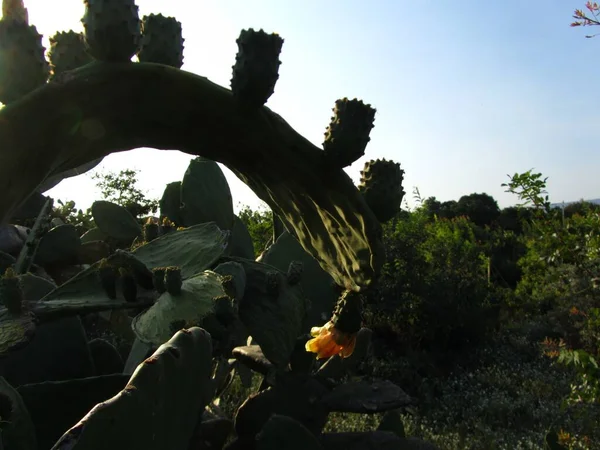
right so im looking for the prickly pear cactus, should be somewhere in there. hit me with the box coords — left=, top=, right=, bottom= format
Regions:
left=358, top=158, right=405, bottom=223
left=47, top=31, right=93, bottom=79
left=138, top=13, right=184, bottom=68
left=323, top=98, right=376, bottom=169
left=81, top=0, right=141, bottom=62
left=0, top=3, right=48, bottom=104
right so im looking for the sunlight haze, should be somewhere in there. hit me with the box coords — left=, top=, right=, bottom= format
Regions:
left=22, top=0, right=600, bottom=212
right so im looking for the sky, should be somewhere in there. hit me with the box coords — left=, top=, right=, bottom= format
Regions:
left=18, top=0, right=600, bottom=212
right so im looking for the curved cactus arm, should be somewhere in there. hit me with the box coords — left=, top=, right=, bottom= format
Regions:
left=0, top=62, right=383, bottom=291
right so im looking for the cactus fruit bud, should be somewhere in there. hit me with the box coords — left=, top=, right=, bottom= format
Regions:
left=265, top=271, right=279, bottom=296
left=138, top=13, right=184, bottom=68
left=81, top=0, right=141, bottom=62
left=165, top=266, right=182, bottom=296
left=286, top=261, right=303, bottom=286
left=214, top=295, right=236, bottom=325
left=143, top=220, right=159, bottom=242
left=98, top=258, right=117, bottom=299
left=152, top=267, right=166, bottom=294
left=331, top=290, right=363, bottom=335
left=220, top=275, right=237, bottom=301
left=323, top=98, right=376, bottom=168
left=230, top=28, right=284, bottom=110
left=118, top=267, right=137, bottom=303
left=0, top=267, right=24, bottom=313
left=161, top=217, right=175, bottom=234
left=48, top=31, right=93, bottom=80
left=2, top=0, right=27, bottom=23
left=0, top=18, right=49, bottom=104
left=358, top=158, right=405, bottom=223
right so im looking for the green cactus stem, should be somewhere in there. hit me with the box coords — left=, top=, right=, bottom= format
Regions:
left=137, top=13, right=184, bottom=68
left=0, top=62, right=384, bottom=292
left=118, top=267, right=137, bottom=303
left=81, top=0, right=141, bottom=62
left=152, top=267, right=166, bottom=294
left=98, top=258, right=117, bottom=300
left=231, top=28, right=284, bottom=110
left=323, top=98, right=376, bottom=169
left=165, top=266, right=182, bottom=296
left=0, top=267, right=24, bottom=313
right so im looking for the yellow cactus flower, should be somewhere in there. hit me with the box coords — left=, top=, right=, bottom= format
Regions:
left=305, top=320, right=357, bottom=359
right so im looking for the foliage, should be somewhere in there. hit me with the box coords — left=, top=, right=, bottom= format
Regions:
left=364, top=209, right=503, bottom=355
left=236, top=204, right=273, bottom=257
left=503, top=169, right=600, bottom=449
left=91, top=168, right=158, bottom=219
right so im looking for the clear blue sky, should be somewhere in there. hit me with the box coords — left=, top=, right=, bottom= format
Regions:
left=23, top=0, right=599, bottom=211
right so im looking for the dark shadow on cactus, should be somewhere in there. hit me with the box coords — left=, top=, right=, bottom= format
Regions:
left=0, top=61, right=383, bottom=292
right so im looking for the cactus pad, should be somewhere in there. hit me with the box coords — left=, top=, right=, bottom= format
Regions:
left=131, top=270, right=226, bottom=345
left=132, top=222, right=228, bottom=279
left=48, top=31, right=93, bottom=80
left=323, top=98, right=376, bottom=168
left=81, top=0, right=141, bottom=62
left=231, top=28, right=283, bottom=110
left=138, top=13, right=184, bottom=68
left=358, top=158, right=405, bottom=223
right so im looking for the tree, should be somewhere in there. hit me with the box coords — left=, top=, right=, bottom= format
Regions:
left=571, top=2, right=600, bottom=38
left=92, top=169, right=158, bottom=219
left=455, top=193, right=500, bottom=227
left=236, top=205, right=273, bottom=256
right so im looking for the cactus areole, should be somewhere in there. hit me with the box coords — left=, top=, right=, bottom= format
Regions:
left=0, top=62, right=384, bottom=290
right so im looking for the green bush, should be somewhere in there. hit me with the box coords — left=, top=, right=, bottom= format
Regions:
left=365, top=211, right=504, bottom=354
